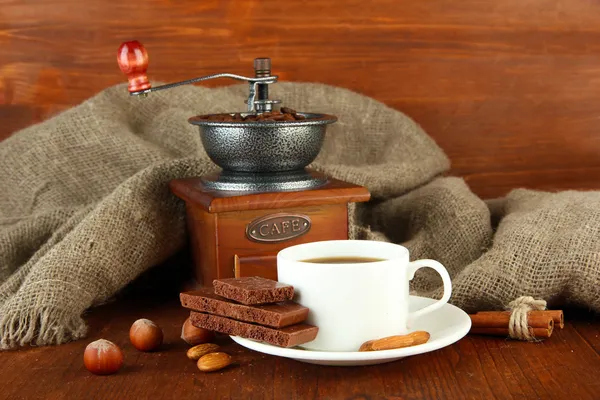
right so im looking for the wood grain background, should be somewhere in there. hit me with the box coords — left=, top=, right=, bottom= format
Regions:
left=2, top=0, right=600, bottom=198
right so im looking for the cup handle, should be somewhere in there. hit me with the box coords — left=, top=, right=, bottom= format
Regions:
left=406, top=259, right=452, bottom=324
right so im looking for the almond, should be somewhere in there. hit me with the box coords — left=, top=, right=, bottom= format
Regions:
left=186, top=343, right=220, bottom=360
left=359, top=331, right=430, bottom=351
left=358, top=339, right=375, bottom=352
left=197, top=352, right=232, bottom=372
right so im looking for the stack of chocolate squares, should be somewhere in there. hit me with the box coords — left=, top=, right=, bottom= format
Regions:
left=180, top=276, right=318, bottom=348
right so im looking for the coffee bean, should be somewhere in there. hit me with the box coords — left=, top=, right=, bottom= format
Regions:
left=280, top=107, right=296, bottom=114
left=193, top=107, right=311, bottom=122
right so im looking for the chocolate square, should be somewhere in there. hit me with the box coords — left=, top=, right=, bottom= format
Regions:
left=213, top=276, right=294, bottom=305
left=180, top=288, right=308, bottom=328
left=190, top=311, right=318, bottom=348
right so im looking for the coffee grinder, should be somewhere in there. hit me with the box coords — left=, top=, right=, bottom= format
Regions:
left=117, top=41, right=370, bottom=285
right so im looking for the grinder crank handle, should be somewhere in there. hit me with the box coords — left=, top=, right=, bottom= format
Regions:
left=116, top=41, right=278, bottom=99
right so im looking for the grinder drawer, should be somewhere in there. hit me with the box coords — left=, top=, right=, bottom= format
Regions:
left=234, top=254, right=278, bottom=280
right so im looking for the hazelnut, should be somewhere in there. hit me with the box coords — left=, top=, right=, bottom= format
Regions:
left=83, top=339, right=123, bottom=375
left=181, top=317, right=215, bottom=345
left=129, top=318, right=163, bottom=352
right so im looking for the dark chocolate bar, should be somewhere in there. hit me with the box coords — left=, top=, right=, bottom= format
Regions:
left=180, top=288, right=309, bottom=328
left=213, top=276, right=294, bottom=305
left=190, top=311, right=318, bottom=348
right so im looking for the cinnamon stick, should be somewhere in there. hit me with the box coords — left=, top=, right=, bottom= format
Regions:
left=469, top=310, right=563, bottom=329
left=545, top=310, right=564, bottom=329
left=470, top=325, right=553, bottom=338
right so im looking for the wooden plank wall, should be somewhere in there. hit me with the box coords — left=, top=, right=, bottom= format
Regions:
left=1, top=0, right=599, bottom=198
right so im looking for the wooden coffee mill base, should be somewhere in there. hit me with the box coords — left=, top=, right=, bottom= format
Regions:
left=170, top=172, right=370, bottom=285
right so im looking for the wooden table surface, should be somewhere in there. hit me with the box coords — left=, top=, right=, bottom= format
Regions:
left=1, top=282, right=598, bottom=400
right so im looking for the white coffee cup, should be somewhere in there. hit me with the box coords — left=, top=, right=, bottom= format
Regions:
left=276, top=240, right=452, bottom=352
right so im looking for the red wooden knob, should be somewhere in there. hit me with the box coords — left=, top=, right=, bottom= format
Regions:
left=117, top=41, right=151, bottom=93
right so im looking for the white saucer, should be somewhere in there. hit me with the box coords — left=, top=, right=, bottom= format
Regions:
left=230, top=295, right=471, bottom=366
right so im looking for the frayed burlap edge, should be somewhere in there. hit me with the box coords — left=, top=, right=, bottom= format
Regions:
left=0, top=306, right=87, bottom=349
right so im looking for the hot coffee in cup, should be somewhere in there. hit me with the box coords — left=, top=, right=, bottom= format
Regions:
left=277, top=240, right=452, bottom=352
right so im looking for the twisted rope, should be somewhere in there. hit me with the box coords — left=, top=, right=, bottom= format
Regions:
left=506, top=296, right=547, bottom=341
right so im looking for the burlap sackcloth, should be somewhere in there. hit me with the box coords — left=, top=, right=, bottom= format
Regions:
left=1, top=82, right=599, bottom=349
